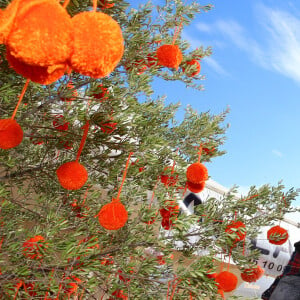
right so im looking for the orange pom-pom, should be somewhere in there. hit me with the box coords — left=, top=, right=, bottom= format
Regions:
left=0, top=118, right=23, bottom=149
left=70, top=11, right=124, bottom=78
left=225, top=221, right=246, bottom=243
left=186, top=162, right=208, bottom=184
left=182, top=59, right=201, bottom=77
left=215, top=271, right=238, bottom=292
left=156, top=44, right=182, bottom=69
left=63, top=276, right=82, bottom=295
left=241, top=265, right=264, bottom=283
left=22, top=235, right=47, bottom=260
left=187, top=181, right=205, bottom=193
left=267, top=225, right=288, bottom=245
left=56, top=161, right=88, bottom=190
left=7, top=0, right=73, bottom=67
left=6, top=50, right=67, bottom=84
left=98, top=200, right=128, bottom=230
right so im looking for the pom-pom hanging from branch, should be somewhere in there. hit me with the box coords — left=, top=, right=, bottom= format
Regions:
left=267, top=225, right=289, bottom=245
left=182, top=59, right=201, bottom=77
left=98, top=152, right=133, bottom=230
left=241, top=265, right=264, bottom=283
left=56, top=121, right=90, bottom=190
left=22, top=235, right=47, bottom=260
left=187, top=181, right=205, bottom=193
left=225, top=221, right=246, bottom=243
left=70, top=10, right=124, bottom=78
left=156, top=44, right=182, bottom=69
left=6, top=0, right=73, bottom=67
left=215, top=271, right=238, bottom=292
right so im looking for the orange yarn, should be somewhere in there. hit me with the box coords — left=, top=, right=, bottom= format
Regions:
left=267, top=225, right=289, bottom=245
left=0, top=119, right=23, bottom=149
left=182, top=59, right=201, bottom=77
left=22, top=235, right=46, bottom=260
left=241, top=265, right=264, bottom=283
left=156, top=44, right=182, bottom=69
left=215, top=271, right=238, bottom=292
left=7, top=0, right=73, bottom=67
left=70, top=11, right=124, bottom=78
left=56, top=161, right=88, bottom=190
left=63, top=276, right=82, bottom=295
left=225, top=221, right=246, bottom=243
left=186, top=162, right=208, bottom=184
left=6, top=50, right=67, bottom=84
left=187, top=181, right=205, bottom=193
left=98, top=200, right=128, bottom=230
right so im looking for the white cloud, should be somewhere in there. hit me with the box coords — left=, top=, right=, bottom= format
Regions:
left=272, top=149, right=283, bottom=157
left=196, top=22, right=212, bottom=33
left=203, top=57, right=229, bottom=76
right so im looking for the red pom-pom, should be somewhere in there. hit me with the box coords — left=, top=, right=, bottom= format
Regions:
left=53, top=115, right=69, bottom=131
left=98, top=200, right=128, bottom=230
left=63, top=276, right=82, bottom=295
left=56, top=161, right=88, bottom=190
left=186, top=162, right=208, bottom=184
left=100, top=121, right=117, bottom=134
left=7, top=0, right=73, bottom=67
left=225, top=221, right=246, bottom=243
left=22, top=235, right=46, bottom=260
left=160, top=174, right=178, bottom=187
left=187, top=181, right=205, bottom=193
left=0, top=118, right=23, bottom=149
left=6, top=50, right=67, bottom=84
left=70, top=11, right=124, bottom=78
left=267, top=225, right=289, bottom=245
left=182, top=59, right=201, bottom=77
left=156, top=44, right=182, bottom=69
left=215, top=271, right=238, bottom=292
left=241, top=265, right=264, bottom=283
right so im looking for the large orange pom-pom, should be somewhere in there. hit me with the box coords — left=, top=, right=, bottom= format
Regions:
left=22, top=235, right=47, bottom=260
left=56, top=161, right=88, bottom=190
left=156, top=44, right=182, bottom=69
left=187, top=181, right=205, bottom=193
left=215, top=271, right=238, bottom=292
left=267, top=225, right=288, bottom=245
left=6, top=50, right=67, bottom=84
left=0, top=118, right=23, bottom=149
left=7, top=0, right=73, bottom=67
left=98, top=200, right=128, bottom=230
left=182, top=59, right=201, bottom=77
left=70, top=11, right=124, bottom=78
left=241, top=265, right=264, bottom=283
left=225, top=221, right=246, bottom=243
left=186, top=162, right=208, bottom=184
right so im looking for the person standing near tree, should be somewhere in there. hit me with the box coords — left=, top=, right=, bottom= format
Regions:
left=262, top=241, right=300, bottom=300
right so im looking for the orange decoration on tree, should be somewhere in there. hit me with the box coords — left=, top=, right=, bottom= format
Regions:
left=0, top=119, right=23, bottom=149
left=186, top=162, right=208, bottom=184
left=99, top=0, right=115, bottom=9
left=6, top=0, right=73, bottom=67
left=187, top=180, right=205, bottom=193
left=182, top=59, right=201, bottom=77
left=63, top=276, right=82, bottom=295
left=22, top=235, right=47, bottom=260
left=156, top=44, right=182, bottom=69
left=225, top=221, right=246, bottom=243
left=241, top=265, right=264, bottom=283
left=70, top=11, right=124, bottom=78
left=215, top=271, right=238, bottom=292
left=267, top=225, right=289, bottom=245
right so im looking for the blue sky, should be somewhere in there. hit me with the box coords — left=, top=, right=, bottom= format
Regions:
left=129, top=1, right=300, bottom=207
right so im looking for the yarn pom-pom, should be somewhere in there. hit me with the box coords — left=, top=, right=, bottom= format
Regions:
left=267, top=225, right=289, bottom=245
left=156, top=44, right=182, bottom=69
left=187, top=181, right=205, bottom=193
left=182, top=59, right=201, bottom=77
left=70, top=11, right=124, bottom=78
left=6, top=50, right=67, bottom=84
left=0, top=118, right=23, bottom=149
left=241, top=265, right=264, bottom=283
left=56, top=161, right=88, bottom=190
left=7, top=0, right=73, bottom=67
left=98, top=200, right=128, bottom=230
left=22, top=235, right=46, bottom=260
left=225, top=221, right=246, bottom=243
left=215, top=271, right=238, bottom=292
left=186, top=162, right=208, bottom=184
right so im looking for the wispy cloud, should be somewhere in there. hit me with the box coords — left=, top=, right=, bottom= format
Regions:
left=203, top=57, right=229, bottom=76
left=272, top=149, right=283, bottom=157
left=196, top=22, right=212, bottom=33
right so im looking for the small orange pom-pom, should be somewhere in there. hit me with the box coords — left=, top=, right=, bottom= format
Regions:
left=7, top=0, right=73, bottom=67
left=56, top=161, right=88, bottom=190
left=22, top=235, right=47, bottom=260
left=6, top=50, right=67, bottom=84
left=0, top=118, right=23, bottom=149
left=186, top=162, right=208, bottom=184
left=215, top=271, right=238, bottom=292
left=225, top=221, right=246, bottom=243
left=156, top=44, right=182, bottom=69
left=241, top=265, right=264, bottom=283
left=70, top=11, right=124, bottom=78
left=267, top=225, right=289, bottom=245
left=98, top=200, right=128, bottom=230
left=187, top=181, right=205, bottom=193
left=182, top=59, right=201, bottom=77
left=63, top=276, right=82, bottom=295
